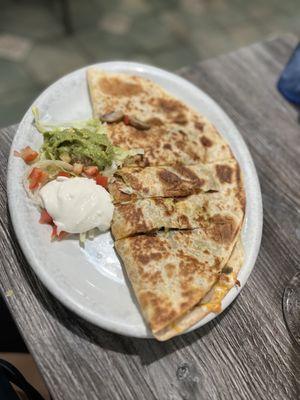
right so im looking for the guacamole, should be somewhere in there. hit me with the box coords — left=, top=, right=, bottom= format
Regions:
left=33, top=107, right=144, bottom=172
left=41, top=127, right=115, bottom=169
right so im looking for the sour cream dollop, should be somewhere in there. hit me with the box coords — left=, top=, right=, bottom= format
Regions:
left=39, top=177, right=114, bottom=234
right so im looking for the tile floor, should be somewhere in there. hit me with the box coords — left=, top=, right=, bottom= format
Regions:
left=0, top=0, right=299, bottom=127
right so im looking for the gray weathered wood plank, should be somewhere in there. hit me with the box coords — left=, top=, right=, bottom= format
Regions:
left=0, top=35, right=299, bottom=400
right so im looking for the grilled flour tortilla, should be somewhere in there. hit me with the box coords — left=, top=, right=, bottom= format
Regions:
left=115, top=229, right=240, bottom=335
left=154, top=237, right=244, bottom=340
left=111, top=159, right=244, bottom=240
left=87, top=68, right=246, bottom=339
left=87, top=69, right=233, bottom=166
left=112, top=191, right=244, bottom=240
left=108, top=161, right=231, bottom=204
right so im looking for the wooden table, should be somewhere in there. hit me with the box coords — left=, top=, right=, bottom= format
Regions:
left=0, top=35, right=299, bottom=400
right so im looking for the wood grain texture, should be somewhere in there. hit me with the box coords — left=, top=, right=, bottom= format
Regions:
left=0, top=35, right=300, bottom=400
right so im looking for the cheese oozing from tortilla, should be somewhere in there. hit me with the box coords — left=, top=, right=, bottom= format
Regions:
left=39, top=177, right=114, bottom=233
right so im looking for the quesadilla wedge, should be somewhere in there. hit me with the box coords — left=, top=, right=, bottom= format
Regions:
left=112, top=191, right=244, bottom=240
left=108, top=160, right=236, bottom=203
left=154, top=237, right=244, bottom=340
left=111, top=159, right=245, bottom=240
left=115, top=228, right=240, bottom=335
left=87, top=69, right=233, bottom=166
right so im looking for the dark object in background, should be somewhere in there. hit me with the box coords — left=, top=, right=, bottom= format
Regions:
left=278, top=42, right=300, bottom=346
left=58, top=0, right=73, bottom=35
left=0, top=358, right=45, bottom=399
left=0, top=297, right=27, bottom=353
left=277, top=43, right=300, bottom=104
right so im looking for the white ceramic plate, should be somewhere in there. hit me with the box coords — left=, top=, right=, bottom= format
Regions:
left=7, top=62, right=263, bottom=338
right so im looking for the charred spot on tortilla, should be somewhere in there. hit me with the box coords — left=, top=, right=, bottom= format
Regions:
left=200, top=136, right=213, bottom=147
left=222, top=266, right=233, bottom=274
left=158, top=169, right=182, bottom=186
left=235, top=164, right=246, bottom=212
left=173, top=164, right=206, bottom=188
left=208, top=215, right=237, bottom=245
left=177, top=214, right=191, bottom=227
left=194, top=121, right=205, bottom=131
left=156, top=97, right=187, bottom=114
left=130, top=234, right=171, bottom=255
left=178, top=252, right=205, bottom=276
left=216, top=164, right=233, bottom=183
left=99, top=76, right=144, bottom=96
left=137, top=252, right=163, bottom=265
left=173, top=113, right=188, bottom=125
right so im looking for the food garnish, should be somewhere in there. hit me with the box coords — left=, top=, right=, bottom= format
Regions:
left=14, top=107, right=143, bottom=242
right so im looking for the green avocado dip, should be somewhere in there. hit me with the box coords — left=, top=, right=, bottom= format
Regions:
left=41, top=126, right=114, bottom=169
left=32, top=107, right=143, bottom=171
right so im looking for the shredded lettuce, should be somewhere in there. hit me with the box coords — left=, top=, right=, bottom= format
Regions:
left=102, top=147, right=144, bottom=176
left=28, top=160, right=74, bottom=178
left=112, top=146, right=144, bottom=165
left=32, top=106, right=106, bottom=135
left=79, top=232, right=87, bottom=246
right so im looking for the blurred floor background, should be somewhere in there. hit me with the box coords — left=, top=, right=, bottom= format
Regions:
left=0, top=0, right=299, bottom=127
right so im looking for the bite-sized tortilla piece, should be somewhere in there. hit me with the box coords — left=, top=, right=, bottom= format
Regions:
left=154, top=237, right=244, bottom=341
left=87, top=69, right=233, bottom=166
left=111, top=160, right=245, bottom=240
left=115, top=229, right=240, bottom=334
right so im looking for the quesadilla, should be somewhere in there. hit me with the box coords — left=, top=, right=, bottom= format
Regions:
left=87, top=69, right=233, bottom=166
left=115, top=228, right=240, bottom=335
left=87, top=68, right=246, bottom=339
left=108, top=161, right=235, bottom=203
left=154, top=237, right=244, bottom=340
left=112, top=191, right=244, bottom=240
left=111, top=159, right=245, bottom=240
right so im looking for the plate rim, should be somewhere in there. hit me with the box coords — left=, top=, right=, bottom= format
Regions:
left=7, top=61, right=263, bottom=339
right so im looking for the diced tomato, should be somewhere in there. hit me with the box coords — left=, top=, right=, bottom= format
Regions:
left=29, top=180, right=38, bottom=190
left=51, top=225, right=67, bottom=241
left=51, top=225, right=57, bottom=239
left=57, top=171, right=71, bottom=178
left=123, top=115, right=130, bottom=125
left=28, top=167, right=40, bottom=180
left=94, top=174, right=108, bottom=188
left=84, top=166, right=99, bottom=177
left=39, top=209, right=53, bottom=224
left=73, top=163, right=83, bottom=175
left=57, top=231, right=68, bottom=240
left=14, top=146, right=38, bottom=164
left=28, top=167, right=48, bottom=190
